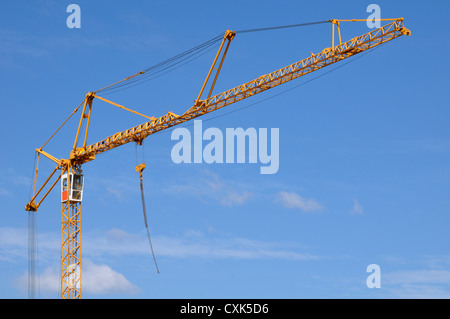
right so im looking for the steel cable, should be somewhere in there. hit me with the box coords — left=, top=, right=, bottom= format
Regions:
left=236, top=20, right=330, bottom=33
left=100, top=40, right=222, bottom=96
left=95, top=20, right=330, bottom=95
left=95, top=33, right=224, bottom=94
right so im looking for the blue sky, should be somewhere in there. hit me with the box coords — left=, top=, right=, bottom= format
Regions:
left=1, top=0, right=449, bottom=299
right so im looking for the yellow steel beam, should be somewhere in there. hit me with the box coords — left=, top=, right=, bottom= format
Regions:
left=25, top=164, right=60, bottom=211
left=73, top=96, right=90, bottom=151
left=206, top=31, right=235, bottom=100
left=36, top=148, right=61, bottom=165
left=195, top=30, right=235, bottom=106
left=93, top=94, right=156, bottom=121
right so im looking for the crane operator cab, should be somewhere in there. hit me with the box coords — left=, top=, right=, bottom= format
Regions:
left=61, top=172, right=84, bottom=203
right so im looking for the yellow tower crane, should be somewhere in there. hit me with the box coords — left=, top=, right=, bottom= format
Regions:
left=25, top=18, right=410, bottom=299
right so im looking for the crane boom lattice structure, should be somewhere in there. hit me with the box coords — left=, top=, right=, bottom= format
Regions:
left=25, top=18, right=410, bottom=299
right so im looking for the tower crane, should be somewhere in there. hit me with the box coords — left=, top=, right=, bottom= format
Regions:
left=25, top=18, right=410, bottom=299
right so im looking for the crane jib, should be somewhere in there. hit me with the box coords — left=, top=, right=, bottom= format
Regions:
left=72, top=19, right=410, bottom=164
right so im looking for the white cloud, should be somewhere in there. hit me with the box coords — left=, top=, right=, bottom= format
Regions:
left=276, top=191, right=322, bottom=212
left=351, top=199, right=364, bottom=215
left=14, top=259, right=140, bottom=297
left=14, top=266, right=59, bottom=298
left=82, top=259, right=140, bottom=295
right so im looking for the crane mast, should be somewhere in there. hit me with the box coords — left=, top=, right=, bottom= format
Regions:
left=25, top=18, right=410, bottom=299
left=60, top=165, right=82, bottom=299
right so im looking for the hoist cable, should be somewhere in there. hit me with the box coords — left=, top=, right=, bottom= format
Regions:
left=139, top=176, right=160, bottom=274
left=135, top=144, right=160, bottom=274
left=28, top=211, right=40, bottom=299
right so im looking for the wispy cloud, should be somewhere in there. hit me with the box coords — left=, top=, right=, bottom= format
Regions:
left=0, top=227, right=28, bottom=262
left=87, top=173, right=139, bottom=204
left=389, top=139, right=450, bottom=154
left=0, top=27, right=169, bottom=58
left=351, top=199, right=364, bottom=215
left=0, top=29, right=48, bottom=58
left=275, top=191, right=323, bottom=212
left=0, top=187, right=12, bottom=197
left=0, top=169, right=32, bottom=198
left=164, top=170, right=255, bottom=207
left=1, top=225, right=317, bottom=296
left=329, top=138, right=450, bottom=158
left=83, top=227, right=317, bottom=261
left=154, top=233, right=317, bottom=260
left=373, top=255, right=450, bottom=298
left=385, top=269, right=450, bottom=285
left=383, top=269, right=450, bottom=298
left=0, top=225, right=316, bottom=262
left=220, top=190, right=253, bottom=206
